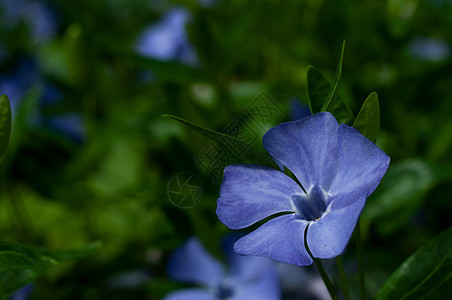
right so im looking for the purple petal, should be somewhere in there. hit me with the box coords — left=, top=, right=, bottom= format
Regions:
left=233, top=214, right=312, bottom=266
left=328, top=124, right=390, bottom=209
left=263, top=112, right=339, bottom=191
left=163, top=288, right=216, bottom=300
left=217, top=164, right=300, bottom=229
left=234, top=265, right=280, bottom=300
left=307, top=194, right=366, bottom=258
left=229, top=252, right=276, bottom=284
left=168, top=238, right=223, bottom=288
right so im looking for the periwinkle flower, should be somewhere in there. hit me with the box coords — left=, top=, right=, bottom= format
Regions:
left=216, top=112, right=390, bottom=266
left=165, top=237, right=280, bottom=300
left=135, top=7, right=197, bottom=65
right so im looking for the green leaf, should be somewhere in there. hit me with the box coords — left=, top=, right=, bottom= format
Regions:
left=162, top=115, right=278, bottom=168
left=0, top=95, right=12, bottom=165
left=376, top=226, right=452, bottom=300
left=305, top=51, right=354, bottom=124
left=43, top=241, right=102, bottom=262
left=306, top=66, right=331, bottom=114
left=353, top=92, right=380, bottom=143
left=0, top=242, right=100, bottom=297
left=361, top=159, right=436, bottom=236
left=321, top=40, right=346, bottom=113
left=0, top=243, right=57, bottom=272
left=0, top=269, right=38, bottom=298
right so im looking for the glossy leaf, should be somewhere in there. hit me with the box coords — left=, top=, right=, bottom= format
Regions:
left=376, top=226, right=452, bottom=300
left=306, top=65, right=331, bottom=114
left=305, top=68, right=354, bottom=124
left=0, top=95, right=12, bottom=164
left=0, top=270, right=37, bottom=298
left=0, top=243, right=57, bottom=272
left=0, top=242, right=100, bottom=297
left=353, top=92, right=380, bottom=143
left=321, top=40, right=346, bottom=113
left=162, top=115, right=278, bottom=168
left=44, top=241, right=102, bottom=262
left=361, top=159, right=436, bottom=236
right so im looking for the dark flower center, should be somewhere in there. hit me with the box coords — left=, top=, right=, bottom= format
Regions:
left=216, top=281, right=234, bottom=300
left=291, top=185, right=327, bottom=221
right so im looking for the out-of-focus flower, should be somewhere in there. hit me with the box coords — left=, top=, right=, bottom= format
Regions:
left=217, top=112, right=390, bottom=266
left=409, top=37, right=450, bottom=62
left=278, top=263, right=329, bottom=300
left=164, top=237, right=280, bottom=300
left=40, top=85, right=85, bottom=143
left=135, top=7, right=197, bottom=65
left=0, top=0, right=57, bottom=43
left=0, top=59, right=39, bottom=115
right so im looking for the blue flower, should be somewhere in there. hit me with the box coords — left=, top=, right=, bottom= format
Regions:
left=165, top=237, right=280, bottom=300
left=216, top=112, right=390, bottom=266
left=0, top=0, right=57, bottom=43
left=135, top=7, right=197, bottom=65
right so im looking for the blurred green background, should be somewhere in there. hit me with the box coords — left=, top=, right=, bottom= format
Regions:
left=0, top=0, right=451, bottom=299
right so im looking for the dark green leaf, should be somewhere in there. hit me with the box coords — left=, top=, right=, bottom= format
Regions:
left=306, top=65, right=331, bottom=114
left=376, top=226, right=452, bottom=300
left=321, top=40, right=346, bottom=113
left=305, top=59, right=354, bottom=124
left=361, top=159, right=436, bottom=236
left=353, top=92, right=380, bottom=143
left=0, top=269, right=37, bottom=298
left=0, top=95, right=12, bottom=165
left=43, top=241, right=102, bottom=262
left=0, top=242, right=57, bottom=272
left=162, top=115, right=278, bottom=168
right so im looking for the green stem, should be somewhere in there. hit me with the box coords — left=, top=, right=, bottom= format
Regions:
left=355, top=219, right=367, bottom=300
left=304, top=226, right=338, bottom=300
left=335, top=255, right=350, bottom=300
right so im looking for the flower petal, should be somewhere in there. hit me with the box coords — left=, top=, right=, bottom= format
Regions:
left=328, top=124, right=390, bottom=209
left=263, top=112, right=339, bottom=191
left=217, top=164, right=300, bottom=229
left=222, top=234, right=276, bottom=283
left=163, top=289, right=216, bottom=300
left=306, top=194, right=366, bottom=258
left=233, top=214, right=312, bottom=266
left=234, top=265, right=280, bottom=300
left=168, top=238, right=223, bottom=288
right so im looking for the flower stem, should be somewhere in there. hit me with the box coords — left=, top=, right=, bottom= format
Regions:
left=335, top=255, right=350, bottom=300
left=355, top=219, right=367, bottom=300
left=304, top=226, right=338, bottom=300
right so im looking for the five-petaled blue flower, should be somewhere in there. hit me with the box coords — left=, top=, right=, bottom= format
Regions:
left=216, top=112, right=390, bottom=266
left=164, top=237, right=280, bottom=300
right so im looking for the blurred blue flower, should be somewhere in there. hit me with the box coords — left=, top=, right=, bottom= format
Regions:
left=165, top=237, right=280, bottom=300
left=45, top=113, right=85, bottom=143
left=40, top=85, right=85, bottom=143
left=0, top=59, right=39, bottom=115
left=216, top=112, right=390, bottom=266
left=409, top=38, right=450, bottom=62
left=9, top=284, right=33, bottom=300
left=135, top=7, right=197, bottom=65
left=278, top=263, right=330, bottom=300
left=0, top=0, right=57, bottom=43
